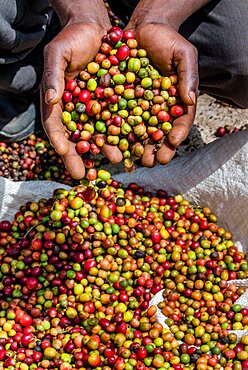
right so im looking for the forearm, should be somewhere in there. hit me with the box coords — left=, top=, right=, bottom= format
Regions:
left=128, top=0, right=212, bottom=30
left=49, top=0, right=110, bottom=28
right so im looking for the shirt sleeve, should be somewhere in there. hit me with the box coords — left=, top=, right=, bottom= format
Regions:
left=0, top=0, right=50, bottom=64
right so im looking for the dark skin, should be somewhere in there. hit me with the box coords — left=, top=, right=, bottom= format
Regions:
left=128, top=23, right=198, bottom=167
left=42, top=0, right=211, bottom=179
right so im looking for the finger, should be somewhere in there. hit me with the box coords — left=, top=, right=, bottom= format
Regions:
left=156, top=141, right=176, bottom=165
left=174, top=41, right=199, bottom=106
left=168, top=104, right=196, bottom=147
left=102, top=143, right=123, bottom=164
left=141, top=143, right=156, bottom=167
left=40, top=90, right=69, bottom=156
left=62, top=141, right=86, bottom=180
left=42, top=40, right=67, bottom=105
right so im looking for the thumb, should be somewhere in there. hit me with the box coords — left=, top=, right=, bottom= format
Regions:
left=42, top=41, right=67, bottom=105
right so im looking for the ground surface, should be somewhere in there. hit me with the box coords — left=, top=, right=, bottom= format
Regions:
left=177, top=94, right=248, bottom=156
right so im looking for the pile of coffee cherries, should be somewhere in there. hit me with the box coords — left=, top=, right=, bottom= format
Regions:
left=0, top=135, right=74, bottom=184
left=61, top=27, right=184, bottom=172
left=0, top=134, right=109, bottom=184
left=0, top=170, right=248, bottom=370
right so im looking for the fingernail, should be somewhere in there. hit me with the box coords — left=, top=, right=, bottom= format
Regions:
left=189, top=91, right=196, bottom=105
left=46, top=88, right=56, bottom=103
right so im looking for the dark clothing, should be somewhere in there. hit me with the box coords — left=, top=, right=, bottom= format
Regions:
left=0, top=1, right=59, bottom=126
left=180, top=0, right=248, bottom=109
left=0, top=0, right=247, bottom=123
left=108, top=0, right=139, bottom=23
left=0, top=0, right=50, bottom=63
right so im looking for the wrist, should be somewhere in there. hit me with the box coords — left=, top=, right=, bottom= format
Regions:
left=127, top=0, right=211, bottom=31
left=50, top=0, right=111, bottom=30
left=128, top=9, right=172, bottom=31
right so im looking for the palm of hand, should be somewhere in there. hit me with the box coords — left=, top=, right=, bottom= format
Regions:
left=57, top=24, right=104, bottom=80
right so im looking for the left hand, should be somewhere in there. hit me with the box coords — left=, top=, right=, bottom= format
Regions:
left=125, top=22, right=199, bottom=167
left=41, top=23, right=122, bottom=179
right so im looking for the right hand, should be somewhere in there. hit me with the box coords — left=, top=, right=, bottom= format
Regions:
left=41, top=23, right=122, bottom=179
left=125, top=22, right=199, bottom=167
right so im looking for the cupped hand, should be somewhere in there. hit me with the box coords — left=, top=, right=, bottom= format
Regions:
left=125, top=23, right=199, bottom=167
left=41, top=23, right=122, bottom=179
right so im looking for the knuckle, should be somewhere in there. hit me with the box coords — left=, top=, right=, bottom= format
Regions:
left=42, top=67, right=58, bottom=92
left=43, top=43, right=52, bottom=59
left=180, top=42, right=198, bottom=62
left=43, top=42, right=62, bottom=67
left=191, top=71, right=199, bottom=85
left=43, top=69, right=56, bottom=80
left=44, top=41, right=58, bottom=58
left=191, top=45, right=198, bottom=58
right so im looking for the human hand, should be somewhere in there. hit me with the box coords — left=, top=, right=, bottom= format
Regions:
left=125, top=22, right=198, bottom=167
left=41, top=23, right=122, bottom=179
